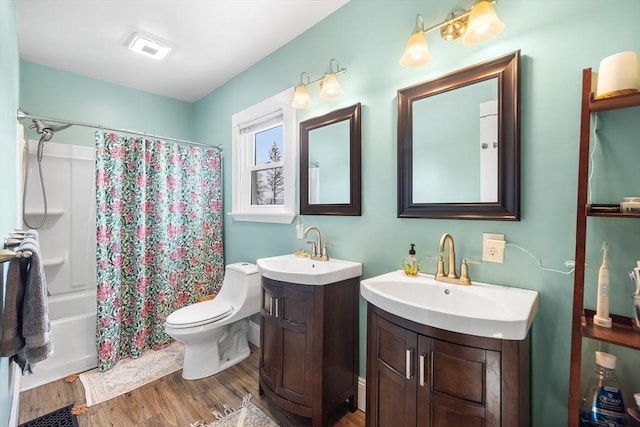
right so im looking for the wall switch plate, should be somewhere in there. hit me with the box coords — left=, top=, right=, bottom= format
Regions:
left=483, top=233, right=505, bottom=263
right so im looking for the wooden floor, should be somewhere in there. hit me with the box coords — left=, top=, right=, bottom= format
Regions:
left=18, top=344, right=365, bottom=427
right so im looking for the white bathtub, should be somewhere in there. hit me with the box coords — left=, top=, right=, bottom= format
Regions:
left=19, top=289, right=98, bottom=391
left=19, top=140, right=98, bottom=391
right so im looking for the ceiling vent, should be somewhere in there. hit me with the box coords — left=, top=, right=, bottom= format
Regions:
left=127, top=32, right=171, bottom=60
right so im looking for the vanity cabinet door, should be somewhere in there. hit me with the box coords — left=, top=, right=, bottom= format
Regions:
left=419, top=338, right=501, bottom=427
left=366, top=310, right=418, bottom=427
left=259, top=280, right=279, bottom=393
left=259, top=278, right=315, bottom=406
left=275, top=284, right=314, bottom=406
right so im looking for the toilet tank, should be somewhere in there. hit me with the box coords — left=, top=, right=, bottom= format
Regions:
left=217, top=262, right=261, bottom=317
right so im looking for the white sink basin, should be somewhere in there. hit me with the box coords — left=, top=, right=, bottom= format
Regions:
left=360, top=270, right=539, bottom=340
left=257, top=254, right=362, bottom=286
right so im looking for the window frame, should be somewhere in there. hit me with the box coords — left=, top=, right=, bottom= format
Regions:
left=229, top=88, right=296, bottom=224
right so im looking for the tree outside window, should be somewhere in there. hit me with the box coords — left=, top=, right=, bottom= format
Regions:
left=252, top=125, right=284, bottom=206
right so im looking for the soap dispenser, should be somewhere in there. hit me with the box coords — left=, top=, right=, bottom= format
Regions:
left=403, top=243, right=419, bottom=277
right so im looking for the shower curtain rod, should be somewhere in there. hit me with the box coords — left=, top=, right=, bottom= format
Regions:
left=17, top=109, right=222, bottom=151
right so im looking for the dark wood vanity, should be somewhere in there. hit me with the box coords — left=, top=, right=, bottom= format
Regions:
left=366, top=304, right=530, bottom=427
left=259, top=276, right=359, bottom=427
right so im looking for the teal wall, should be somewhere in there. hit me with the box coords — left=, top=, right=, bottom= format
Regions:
left=193, top=1, right=640, bottom=426
left=2, top=1, right=638, bottom=426
left=0, top=0, right=20, bottom=425
left=20, top=61, right=195, bottom=147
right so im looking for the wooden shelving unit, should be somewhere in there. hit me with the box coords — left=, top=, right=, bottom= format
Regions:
left=567, top=68, right=640, bottom=427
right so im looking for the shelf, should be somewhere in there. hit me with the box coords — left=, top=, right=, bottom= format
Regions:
left=43, top=257, right=65, bottom=268
left=586, top=204, right=640, bottom=218
left=581, top=309, right=640, bottom=350
left=24, top=208, right=65, bottom=217
left=589, top=91, right=640, bottom=112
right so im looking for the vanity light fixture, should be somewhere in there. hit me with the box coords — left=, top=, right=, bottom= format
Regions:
left=400, top=0, right=505, bottom=67
left=291, top=59, right=347, bottom=109
left=127, top=32, right=171, bottom=60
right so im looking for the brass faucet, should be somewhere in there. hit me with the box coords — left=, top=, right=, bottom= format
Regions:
left=303, top=226, right=329, bottom=261
left=435, top=233, right=471, bottom=285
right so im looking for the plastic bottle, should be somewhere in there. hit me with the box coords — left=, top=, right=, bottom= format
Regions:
left=402, top=243, right=419, bottom=276
left=579, top=351, right=627, bottom=426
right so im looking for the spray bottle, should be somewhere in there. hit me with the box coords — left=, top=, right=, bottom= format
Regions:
left=593, top=242, right=612, bottom=328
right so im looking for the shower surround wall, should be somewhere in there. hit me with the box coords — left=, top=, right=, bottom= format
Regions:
left=20, top=139, right=97, bottom=390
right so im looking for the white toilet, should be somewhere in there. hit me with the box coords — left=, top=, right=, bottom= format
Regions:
left=164, top=262, right=261, bottom=380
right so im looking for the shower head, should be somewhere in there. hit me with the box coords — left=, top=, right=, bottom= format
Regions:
left=40, top=129, right=54, bottom=143
left=33, top=118, right=72, bottom=134
left=36, top=129, right=54, bottom=162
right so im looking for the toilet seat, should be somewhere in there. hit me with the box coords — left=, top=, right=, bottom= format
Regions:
left=166, top=300, right=233, bottom=329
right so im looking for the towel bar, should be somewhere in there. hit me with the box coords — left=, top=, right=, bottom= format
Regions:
left=0, top=248, right=33, bottom=264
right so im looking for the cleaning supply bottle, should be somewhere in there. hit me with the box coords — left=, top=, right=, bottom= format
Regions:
left=579, top=351, right=627, bottom=426
left=593, top=242, right=612, bottom=328
left=632, top=261, right=640, bottom=331
left=402, top=243, right=419, bottom=276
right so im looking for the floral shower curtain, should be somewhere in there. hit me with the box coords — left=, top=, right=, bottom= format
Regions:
left=94, top=131, right=224, bottom=371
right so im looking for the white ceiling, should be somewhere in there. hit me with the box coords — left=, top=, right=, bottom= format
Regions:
left=16, top=0, right=349, bottom=102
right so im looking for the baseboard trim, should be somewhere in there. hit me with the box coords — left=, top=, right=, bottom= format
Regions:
left=358, top=376, right=366, bottom=412
left=248, top=320, right=260, bottom=348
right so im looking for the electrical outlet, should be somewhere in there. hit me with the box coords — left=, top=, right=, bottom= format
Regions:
left=482, top=233, right=505, bottom=263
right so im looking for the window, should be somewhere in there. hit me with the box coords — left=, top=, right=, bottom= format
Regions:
left=230, top=88, right=296, bottom=223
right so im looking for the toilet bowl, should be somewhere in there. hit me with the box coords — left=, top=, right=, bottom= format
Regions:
left=164, top=262, right=261, bottom=380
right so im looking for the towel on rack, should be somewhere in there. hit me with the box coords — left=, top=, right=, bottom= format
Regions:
left=23, top=230, right=39, bottom=240
left=16, top=235, right=52, bottom=373
left=0, top=257, right=28, bottom=357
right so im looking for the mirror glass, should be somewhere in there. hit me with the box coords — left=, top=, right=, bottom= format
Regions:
left=398, top=51, right=520, bottom=220
left=412, top=78, right=498, bottom=203
left=308, top=120, right=350, bottom=204
left=300, top=103, right=361, bottom=216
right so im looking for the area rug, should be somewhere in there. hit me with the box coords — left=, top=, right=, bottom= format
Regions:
left=79, top=341, right=184, bottom=406
left=190, top=394, right=279, bottom=427
left=19, top=404, right=79, bottom=427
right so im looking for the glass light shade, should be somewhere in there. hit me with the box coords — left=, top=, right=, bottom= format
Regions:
left=291, top=85, right=312, bottom=109
left=462, top=1, right=505, bottom=45
left=400, top=31, right=431, bottom=67
left=319, top=73, right=343, bottom=99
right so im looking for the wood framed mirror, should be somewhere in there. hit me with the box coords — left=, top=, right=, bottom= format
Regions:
left=397, top=51, right=520, bottom=220
left=300, top=103, right=361, bottom=216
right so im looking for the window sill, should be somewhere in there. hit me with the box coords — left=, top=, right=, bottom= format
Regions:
left=228, top=211, right=296, bottom=224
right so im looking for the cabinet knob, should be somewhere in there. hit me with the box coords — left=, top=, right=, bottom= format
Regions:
left=419, top=354, right=426, bottom=386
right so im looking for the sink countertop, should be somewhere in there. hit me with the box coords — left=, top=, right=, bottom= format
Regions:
left=257, top=253, right=362, bottom=286
left=361, top=270, right=539, bottom=340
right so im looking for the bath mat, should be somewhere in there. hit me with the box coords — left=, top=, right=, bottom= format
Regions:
left=19, top=404, right=79, bottom=427
left=190, top=394, right=279, bottom=427
left=79, top=341, right=184, bottom=406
